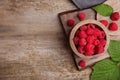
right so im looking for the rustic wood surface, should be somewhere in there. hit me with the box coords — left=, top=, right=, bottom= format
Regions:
left=0, top=0, right=92, bottom=80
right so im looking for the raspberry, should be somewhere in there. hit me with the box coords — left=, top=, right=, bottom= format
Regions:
left=75, top=30, right=80, bottom=37
left=99, top=39, right=106, bottom=46
left=78, top=46, right=85, bottom=53
left=74, top=23, right=107, bottom=56
left=67, top=19, right=75, bottom=26
left=110, top=12, right=120, bottom=21
left=95, top=45, right=104, bottom=54
left=73, top=36, right=79, bottom=45
left=86, top=36, right=95, bottom=44
left=100, top=20, right=108, bottom=27
left=93, top=28, right=101, bottom=36
left=85, top=51, right=94, bottom=56
left=78, top=31, right=87, bottom=38
left=80, top=25, right=88, bottom=31
left=79, top=38, right=87, bottom=46
left=109, top=22, right=118, bottom=31
left=98, top=31, right=106, bottom=39
left=79, top=60, right=86, bottom=68
left=77, top=12, right=86, bottom=21
left=86, top=28, right=94, bottom=35
left=85, top=43, right=95, bottom=51
left=93, top=39, right=100, bottom=45
left=87, top=24, right=95, bottom=29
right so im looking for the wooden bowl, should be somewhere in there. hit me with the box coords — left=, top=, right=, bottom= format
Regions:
left=69, top=20, right=110, bottom=60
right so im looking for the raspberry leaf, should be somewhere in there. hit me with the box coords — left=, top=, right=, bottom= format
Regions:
left=108, top=40, right=120, bottom=62
left=91, top=59, right=120, bottom=80
left=92, top=4, right=113, bottom=16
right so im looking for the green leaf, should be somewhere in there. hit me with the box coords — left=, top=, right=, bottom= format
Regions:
left=91, top=59, right=120, bottom=80
left=92, top=4, right=113, bottom=16
left=108, top=40, right=120, bottom=62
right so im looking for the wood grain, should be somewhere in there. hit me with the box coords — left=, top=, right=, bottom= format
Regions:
left=0, top=0, right=92, bottom=80
left=0, top=0, right=119, bottom=80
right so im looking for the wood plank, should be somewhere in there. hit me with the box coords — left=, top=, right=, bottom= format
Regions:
left=59, top=9, right=110, bottom=70
left=0, top=0, right=92, bottom=80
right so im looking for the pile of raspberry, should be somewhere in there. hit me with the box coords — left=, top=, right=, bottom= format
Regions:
left=73, top=23, right=106, bottom=56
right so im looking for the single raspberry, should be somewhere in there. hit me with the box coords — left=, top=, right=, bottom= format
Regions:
left=86, top=36, right=95, bottom=44
left=86, top=28, right=94, bottom=35
left=99, top=39, right=106, bottom=46
left=80, top=25, right=88, bottom=31
left=110, top=12, right=120, bottom=21
left=73, top=36, right=79, bottom=45
left=85, top=43, right=95, bottom=51
left=75, top=30, right=81, bottom=37
left=79, top=38, right=87, bottom=46
left=67, top=19, right=75, bottom=26
left=87, top=24, right=95, bottom=29
left=78, top=46, right=85, bottom=53
left=85, top=51, right=94, bottom=56
left=98, top=31, right=106, bottom=39
left=77, top=12, right=86, bottom=21
left=93, top=39, right=100, bottom=46
left=79, top=60, right=86, bottom=68
left=109, top=22, right=118, bottom=31
left=93, top=28, right=101, bottom=37
left=100, top=20, right=108, bottom=27
left=95, top=45, right=104, bottom=54
left=78, top=31, right=87, bottom=38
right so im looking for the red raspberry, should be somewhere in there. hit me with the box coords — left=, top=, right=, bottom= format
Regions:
left=85, top=43, right=95, bottom=51
left=85, top=51, right=94, bottom=56
left=86, top=28, right=94, bottom=35
left=109, top=22, right=118, bottom=31
left=80, top=25, right=88, bottom=31
left=93, top=39, right=100, bottom=45
left=75, top=30, right=80, bottom=37
left=99, top=39, right=106, bottom=46
left=78, top=31, right=87, bottom=38
left=79, top=60, right=86, bottom=68
left=110, top=12, right=120, bottom=21
left=78, top=46, right=85, bottom=53
left=95, top=45, right=104, bottom=54
left=86, top=36, right=95, bottom=44
left=93, top=28, right=101, bottom=36
left=67, top=19, right=75, bottom=26
left=100, top=20, right=108, bottom=27
left=99, top=31, right=106, bottom=39
left=87, top=24, right=95, bottom=29
left=77, top=12, right=86, bottom=21
left=73, top=36, right=79, bottom=45
left=79, top=38, right=87, bottom=46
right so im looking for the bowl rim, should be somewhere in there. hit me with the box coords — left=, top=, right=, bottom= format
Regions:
left=69, top=19, right=110, bottom=60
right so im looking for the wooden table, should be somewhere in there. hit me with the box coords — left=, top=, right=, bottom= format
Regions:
left=0, top=0, right=92, bottom=80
